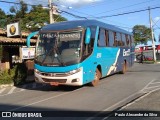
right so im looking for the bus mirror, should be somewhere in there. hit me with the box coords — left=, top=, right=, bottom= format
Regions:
left=27, top=31, right=38, bottom=47
left=85, top=27, right=91, bottom=44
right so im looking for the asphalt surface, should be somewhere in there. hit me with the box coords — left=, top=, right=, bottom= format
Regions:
left=0, top=63, right=160, bottom=120
left=101, top=63, right=160, bottom=120
left=101, top=90, right=160, bottom=120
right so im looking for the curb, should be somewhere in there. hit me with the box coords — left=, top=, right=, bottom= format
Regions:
left=0, top=83, right=14, bottom=88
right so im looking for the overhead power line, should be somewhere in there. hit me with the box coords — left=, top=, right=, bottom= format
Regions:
left=0, top=0, right=86, bottom=19
left=153, top=21, right=160, bottom=29
left=0, top=0, right=38, bottom=6
left=95, top=6, right=160, bottom=18
left=60, top=10, right=88, bottom=19
left=94, top=0, right=156, bottom=15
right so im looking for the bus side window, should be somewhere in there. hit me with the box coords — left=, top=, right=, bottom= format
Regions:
left=128, top=35, right=131, bottom=47
left=89, top=27, right=96, bottom=53
left=109, top=31, right=114, bottom=46
left=105, top=30, right=109, bottom=46
left=131, top=36, right=135, bottom=47
left=98, top=28, right=106, bottom=47
left=122, top=34, right=126, bottom=46
left=120, top=33, right=124, bottom=46
left=113, top=32, right=117, bottom=46
left=116, top=32, right=122, bottom=46
left=88, top=38, right=94, bottom=53
left=125, top=35, right=130, bottom=46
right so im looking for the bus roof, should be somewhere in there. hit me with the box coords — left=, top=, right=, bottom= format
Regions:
left=41, top=20, right=132, bottom=35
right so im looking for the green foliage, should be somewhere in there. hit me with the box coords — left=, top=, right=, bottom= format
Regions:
left=23, top=4, right=67, bottom=31
left=54, top=14, right=67, bottom=22
left=0, top=8, right=7, bottom=28
left=23, top=4, right=49, bottom=31
left=0, top=63, right=27, bottom=85
left=0, top=8, right=6, bottom=19
left=9, top=0, right=28, bottom=19
left=132, top=25, right=151, bottom=44
left=13, top=63, right=27, bottom=85
left=0, top=69, right=14, bottom=84
left=0, top=1, right=67, bottom=32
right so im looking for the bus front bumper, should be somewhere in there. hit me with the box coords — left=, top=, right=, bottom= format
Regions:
left=34, top=67, right=83, bottom=86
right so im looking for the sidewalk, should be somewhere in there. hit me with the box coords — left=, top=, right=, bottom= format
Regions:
left=106, top=89, right=160, bottom=120
left=121, top=89, right=160, bottom=111
left=107, top=89, right=160, bottom=120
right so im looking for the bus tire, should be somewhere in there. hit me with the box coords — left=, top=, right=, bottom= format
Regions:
left=90, top=68, right=101, bottom=87
left=120, top=61, right=127, bottom=74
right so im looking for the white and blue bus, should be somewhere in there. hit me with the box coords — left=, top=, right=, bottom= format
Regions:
left=27, top=20, right=135, bottom=86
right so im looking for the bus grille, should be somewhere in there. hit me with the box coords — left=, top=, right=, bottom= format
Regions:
left=42, top=78, right=67, bottom=83
left=39, top=72, right=69, bottom=77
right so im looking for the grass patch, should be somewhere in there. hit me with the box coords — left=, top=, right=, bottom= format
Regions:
left=0, top=70, right=14, bottom=84
left=143, top=60, right=155, bottom=64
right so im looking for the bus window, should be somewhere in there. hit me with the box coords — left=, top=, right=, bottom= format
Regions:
left=125, top=35, right=130, bottom=46
left=105, top=30, right=109, bottom=46
left=131, top=36, right=135, bottom=47
left=113, top=32, right=118, bottom=46
left=89, top=27, right=96, bottom=53
left=128, top=35, right=131, bottom=47
left=122, top=34, right=126, bottom=46
left=120, top=33, right=124, bottom=46
left=116, top=32, right=122, bottom=46
left=109, top=31, right=114, bottom=46
left=98, top=28, right=106, bottom=47
left=90, top=27, right=96, bottom=39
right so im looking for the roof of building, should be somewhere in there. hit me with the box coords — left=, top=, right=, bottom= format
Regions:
left=0, top=36, right=36, bottom=43
left=41, top=19, right=132, bottom=35
left=0, top=28, right=36, bottom=44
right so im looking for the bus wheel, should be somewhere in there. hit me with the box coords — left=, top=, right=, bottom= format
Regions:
left=120, top=61, right=127, bottom=74
left=90, top=68, right=101, bottom=87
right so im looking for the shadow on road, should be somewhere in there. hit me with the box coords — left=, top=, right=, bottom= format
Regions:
left=16, top=83, right=84, bottom=92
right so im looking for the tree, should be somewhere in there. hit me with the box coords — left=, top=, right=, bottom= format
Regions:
left=53, top=14, right=67, bottom=22
left=7, top=1, right=67, bottom=31
left=0, top=8, right=6, bottom=28
left=10, top=0, right=28, bottom=19
left=132, top=25, right=151, bottom=44
left=9, top=0, right=28, bottom=31
left=24, top=5, right=67, bottom=31
left=0, top=8, right=6, bottom=19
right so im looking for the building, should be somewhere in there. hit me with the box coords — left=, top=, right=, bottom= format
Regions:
left=0, top=28, right=37, bottom=71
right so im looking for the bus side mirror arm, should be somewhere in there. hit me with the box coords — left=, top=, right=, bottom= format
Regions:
left=27, top=31, right=39, bottom=47
left=85, top=27, right=91, bottom=45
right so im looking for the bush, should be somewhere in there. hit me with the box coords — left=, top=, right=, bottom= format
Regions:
left=0, top=63, right=27, bottom=85
left=0, top=69, right=14, bottom=84
left=13, top=63, right=27, bottom=85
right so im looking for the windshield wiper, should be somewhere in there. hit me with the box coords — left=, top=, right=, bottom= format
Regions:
left=54, top=46, right=66, bottom=66
left=41, top=47, right=65, bottom=66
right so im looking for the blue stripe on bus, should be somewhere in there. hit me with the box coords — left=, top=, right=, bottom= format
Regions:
left=35, top=64, right=82, bottom=73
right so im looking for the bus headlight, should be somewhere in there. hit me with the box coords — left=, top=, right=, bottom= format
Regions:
left=68, top=67, right=82, bottom=75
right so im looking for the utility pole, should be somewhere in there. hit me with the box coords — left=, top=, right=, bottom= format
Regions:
left=48, top=0, right=54, bottom=24
left=148, top=7, right=156, bottom=62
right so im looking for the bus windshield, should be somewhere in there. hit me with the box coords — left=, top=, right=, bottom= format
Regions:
left=35, top=30, right=82, bottom=66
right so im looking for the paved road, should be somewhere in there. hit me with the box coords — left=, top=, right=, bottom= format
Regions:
left=0, top=63, right=160, bottom=119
